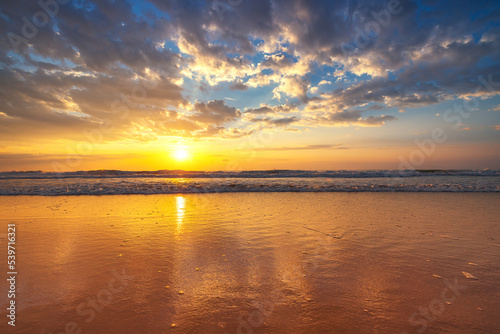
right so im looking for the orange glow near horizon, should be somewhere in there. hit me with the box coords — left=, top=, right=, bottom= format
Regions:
left=0, top=140, right=499, bottom=172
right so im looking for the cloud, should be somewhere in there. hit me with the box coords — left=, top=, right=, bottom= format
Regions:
left=311, top=110, right=397, bottom=127
left=0, top=0, right=498, bottom=145
left=245, top=104, right=298, bottom=115
left=262, top=53, right=295, bottom=69
left=229, top=81, right=248, bottom=91
left=190, top=100, right=241, bottom=126
left=249, top=116, right=299, bottom=126
left=273, top=75, right=311, bottom=102
left=250, top=144, right=349, bottom=151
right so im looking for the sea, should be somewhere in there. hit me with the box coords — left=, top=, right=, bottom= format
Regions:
left=0, top=169, right=499, bottom=195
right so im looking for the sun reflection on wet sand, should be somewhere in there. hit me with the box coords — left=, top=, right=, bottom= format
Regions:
left=175, top=195, right=185, bottom=236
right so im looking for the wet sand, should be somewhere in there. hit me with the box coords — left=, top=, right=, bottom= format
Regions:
left=1, top=193, right=499, bottom=333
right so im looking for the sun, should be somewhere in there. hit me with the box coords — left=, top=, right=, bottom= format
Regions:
left=173, top=148, right=190, bottom=161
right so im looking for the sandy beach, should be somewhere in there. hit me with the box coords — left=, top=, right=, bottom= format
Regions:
left=0, top=193, right=499, bottom=333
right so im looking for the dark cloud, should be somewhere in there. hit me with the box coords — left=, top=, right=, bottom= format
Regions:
left=318, top=110, right=397, bottom=127
left=246, top=106, right=274, bottom=115
left=249, top=116, right=298, bottom=126
left=229, top=81, right=248, bottom=91
left=190, top=100, right=241, bottom=126
left=245, top=104, right=297, bottom=114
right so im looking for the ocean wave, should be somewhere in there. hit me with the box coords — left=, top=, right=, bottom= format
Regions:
left=1, top=169, right=499, bottom=180
left=0, top=176, right=498, bottom=195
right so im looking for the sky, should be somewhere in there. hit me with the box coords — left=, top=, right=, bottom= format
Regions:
left=0, top=0, right=499, bottom=172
